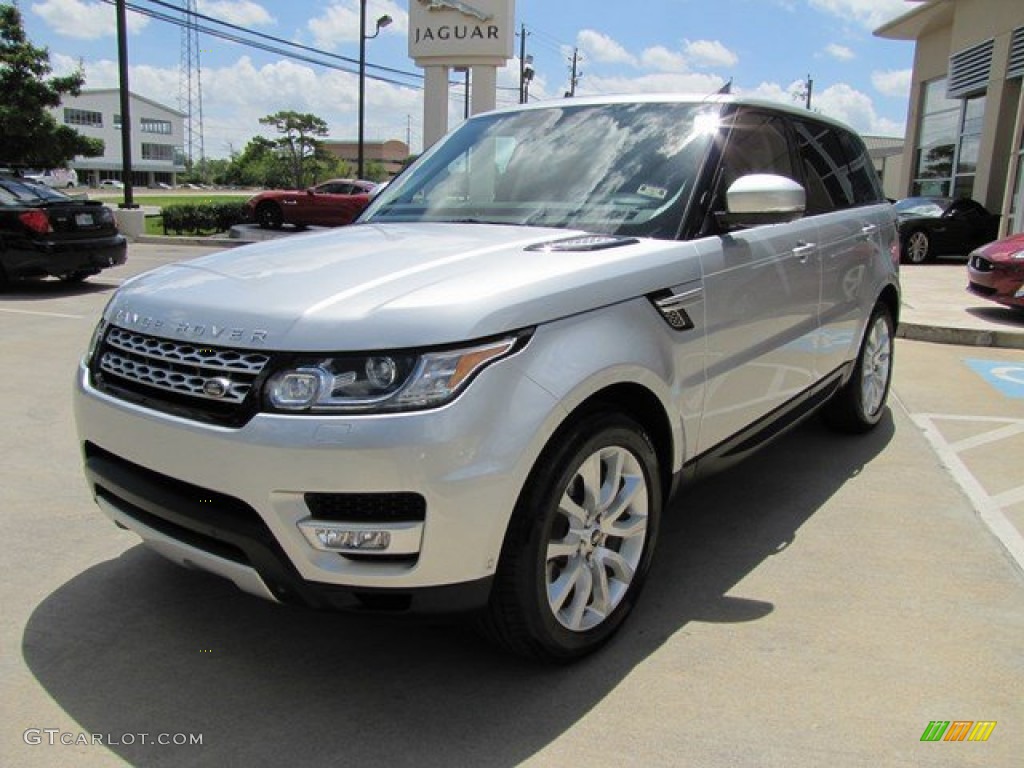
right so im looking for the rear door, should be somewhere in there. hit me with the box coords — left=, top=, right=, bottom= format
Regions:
left=790, top=118, right=890, bottom=377
left=694, top=109, right=823, bottom=455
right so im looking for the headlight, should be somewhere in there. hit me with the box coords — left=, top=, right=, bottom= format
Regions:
left=265, top=336, right=521, bottom=413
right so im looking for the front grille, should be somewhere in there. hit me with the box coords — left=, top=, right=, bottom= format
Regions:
left=305, top=492, right=427, bottom=523
left=969, top=282, right=997, bottom=297
left=92, top=326, right=272, bottom=425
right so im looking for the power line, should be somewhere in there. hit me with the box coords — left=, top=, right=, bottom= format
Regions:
left=96, top=0, right=424, bottom=89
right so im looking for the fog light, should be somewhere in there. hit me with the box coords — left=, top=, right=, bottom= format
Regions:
left=314, top=528, right=391, bottom=551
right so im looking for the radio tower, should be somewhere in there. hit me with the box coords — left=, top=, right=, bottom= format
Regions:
left=178, top=0, right=205, bottom=172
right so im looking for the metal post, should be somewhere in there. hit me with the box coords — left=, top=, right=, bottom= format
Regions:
left=115, top=0, right=136, bottom=208
left=358, top=0, right=367, bottom=180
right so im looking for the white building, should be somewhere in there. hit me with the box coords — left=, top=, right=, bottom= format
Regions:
left=53, top=89, right=186, bottom=187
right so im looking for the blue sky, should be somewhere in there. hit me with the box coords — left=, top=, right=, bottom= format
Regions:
left=20, top=0, right=919, bottom=156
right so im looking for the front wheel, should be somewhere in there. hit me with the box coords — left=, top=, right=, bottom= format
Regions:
left=255, top=202, right=283, bottom=229
left=480, top=412, right=662, bottom=662
left=822, top=302, right=895, bottom=433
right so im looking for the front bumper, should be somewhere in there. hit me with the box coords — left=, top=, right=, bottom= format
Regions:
left=967, top=259, right=1024, bottom=309
left=74, top=354, right=561, bottom=613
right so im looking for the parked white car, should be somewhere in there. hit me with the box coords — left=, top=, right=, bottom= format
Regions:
left=74, top=95, right=900, bottom=661
left=25, top=168, right=78, bottom=188
left=98, top=179, right=125, bottom=189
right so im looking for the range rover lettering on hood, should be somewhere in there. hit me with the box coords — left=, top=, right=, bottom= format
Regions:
left=113, top=308, right=269, bottom=344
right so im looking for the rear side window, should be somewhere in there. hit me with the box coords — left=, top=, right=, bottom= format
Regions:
left=791, top=119, right=855, bottom=214
left=792, top=119, right=884, bottom=213
left=839, top=131, right=885, bottom=205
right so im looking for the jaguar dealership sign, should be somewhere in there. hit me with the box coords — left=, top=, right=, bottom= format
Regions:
left=409, top=0, right=516, bottom=148
left=409, top=0, right=514, bottom=61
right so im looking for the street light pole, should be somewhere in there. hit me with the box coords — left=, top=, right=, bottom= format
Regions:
left=358, top=1, right=392, bottom=180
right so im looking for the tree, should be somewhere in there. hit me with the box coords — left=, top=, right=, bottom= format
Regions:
left=0, top=5, right=102, bottom=166
left=222, top=136, right=290, bottom=188
left=258, top=110, right=329, bottom=188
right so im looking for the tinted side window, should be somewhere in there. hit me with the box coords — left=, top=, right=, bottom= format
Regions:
left=839, top=130, right=884, bottom=205
left=792, top=119, right=855, bottom=214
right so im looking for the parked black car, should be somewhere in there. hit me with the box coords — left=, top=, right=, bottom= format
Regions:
left=0, top=178, right=126, bottom=285
left=894, top=196, right=999, bottom=264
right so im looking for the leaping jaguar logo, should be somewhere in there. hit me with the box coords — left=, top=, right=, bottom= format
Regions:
left=417, top=0, right=493, bottom=22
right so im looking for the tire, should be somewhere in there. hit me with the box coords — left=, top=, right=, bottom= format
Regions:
left=480, top=412, right=662, bottom=662
left=822, top=302, right=895, bottom=433
left=902, top=230, right=932, bottom=264
left=255, top=202, right=283, bottom=230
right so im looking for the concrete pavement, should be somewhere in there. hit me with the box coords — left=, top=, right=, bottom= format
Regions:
left=898, top=263, right=1024, bottom=349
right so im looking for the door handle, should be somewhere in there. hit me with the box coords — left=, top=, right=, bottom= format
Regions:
left=860, top=224, right=878, bottom=239
left=792, top=242, right=816, bottom=263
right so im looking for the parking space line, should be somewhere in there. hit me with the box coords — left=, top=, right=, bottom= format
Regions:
left=0, top=307, right=84, bottom=319
left=949, top=422, right=1024, bottom=452
left=911, top=413, right=1024, bottom=574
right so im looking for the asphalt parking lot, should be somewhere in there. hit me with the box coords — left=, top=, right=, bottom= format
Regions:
left=1, top=243, right=1022, bottom=767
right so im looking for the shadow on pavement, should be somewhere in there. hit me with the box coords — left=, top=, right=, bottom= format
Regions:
left=23, top=414, right=894, bottom=767
left=0, top=278, right=117, bottom=299
left=965, top=305, right=1024, bottom=327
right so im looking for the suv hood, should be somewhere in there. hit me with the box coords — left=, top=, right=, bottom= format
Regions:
left=106, top=223, right=701, bottom=350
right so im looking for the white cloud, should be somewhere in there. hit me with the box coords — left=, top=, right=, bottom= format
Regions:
left=641, top=46, right=689, bottom=73
left=824, top=43, right=856, bottom=61
left=683, top=39, right=738, bottom=69
left=197, top=1, right=275, bottom=27
left=872, top=68, right=912, bottom=97
left=580, top=71, right=727, bottom=98
left=808, top=0, right=910, bottom=29
left=308, top=1, right=408, bottom=50
left=577, top=29, right=637, bottom=66
left=742, top=79, right=905, bottom=136
left=30, top=0, right=149, bottom=40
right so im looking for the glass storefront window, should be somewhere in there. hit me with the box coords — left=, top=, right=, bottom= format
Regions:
left=912, top=79, right=985, bottom=199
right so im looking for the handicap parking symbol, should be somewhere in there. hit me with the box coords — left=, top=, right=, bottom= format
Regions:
left=965, top=359, right=1024, bottom=399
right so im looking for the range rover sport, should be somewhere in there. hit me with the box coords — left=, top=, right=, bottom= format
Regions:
left=74, top=96, right=899, bottom=661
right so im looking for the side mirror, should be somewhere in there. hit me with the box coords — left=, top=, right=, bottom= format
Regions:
left=306, top=188, right=315, bottom=195
left=716, top=174, right=806, bottom=230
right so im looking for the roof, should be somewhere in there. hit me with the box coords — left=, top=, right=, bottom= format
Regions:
left=862, top=135, right=905, bottom=158
left=874, top=1, right=955, bottom=40
left=74, top=88, right=186, bottom=118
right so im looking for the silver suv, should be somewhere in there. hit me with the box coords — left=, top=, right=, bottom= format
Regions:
left=74, top=96, right=899, bottom=661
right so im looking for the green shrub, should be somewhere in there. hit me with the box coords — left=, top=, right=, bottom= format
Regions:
left=161, top=202, right=247, bottom=235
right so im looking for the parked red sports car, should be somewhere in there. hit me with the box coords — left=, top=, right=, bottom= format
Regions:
left=245, top=179, right=377, bottom=229
left=967, top=231, right=1024, bottom=310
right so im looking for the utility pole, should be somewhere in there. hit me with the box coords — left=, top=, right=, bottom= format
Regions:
left=518, top=24, right=530, bottom=104
left=566, top=48, right=581, bottom=97
left=805, top=74, right=813, bottom=110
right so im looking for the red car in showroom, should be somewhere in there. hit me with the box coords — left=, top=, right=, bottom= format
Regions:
left=245, top=179, right=377, bottom=229
left=967, top=231, right=1024, bottom=310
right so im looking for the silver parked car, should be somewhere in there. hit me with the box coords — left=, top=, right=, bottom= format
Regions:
left=74, top=96, right=899, bottom=661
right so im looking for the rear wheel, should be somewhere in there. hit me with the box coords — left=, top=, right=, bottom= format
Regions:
left=902, top=230, right=932, bottom=264
left=480, top=412, right=662, bottom=662
left=823, top=302, right=894, bottom=433
left=255, top=202, right=283, bottom=229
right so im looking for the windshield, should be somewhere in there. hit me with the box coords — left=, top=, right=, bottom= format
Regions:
left=363, top=102, right=721, bottom=240
left=894, top=197, right=949, bottom=217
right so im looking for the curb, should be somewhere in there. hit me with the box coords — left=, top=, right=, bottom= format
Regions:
left=898, top=322, right=1024, bottom=350
left=133, top=235, right=246, bottom=248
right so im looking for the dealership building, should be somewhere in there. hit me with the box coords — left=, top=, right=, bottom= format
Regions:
left=52, top=89, right=186, bottom=187
left=876, top=0, right=1024, bottom=236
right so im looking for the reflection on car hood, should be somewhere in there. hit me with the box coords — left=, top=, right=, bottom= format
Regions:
left=105, top=222, right=701, bottom=350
